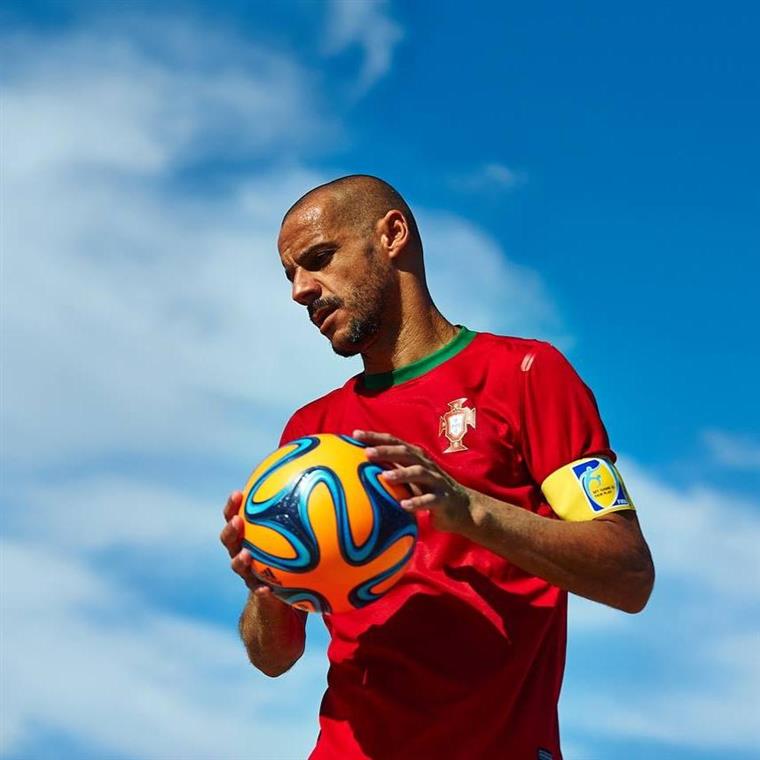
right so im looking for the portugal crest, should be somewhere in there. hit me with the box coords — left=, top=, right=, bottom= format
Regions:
left=439, top=397, right=476, bottom=453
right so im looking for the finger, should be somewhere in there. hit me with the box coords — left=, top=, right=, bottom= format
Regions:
left=352, top=430, right=404, bottom=446
left=400, top=492, right=437, bottom=511
left=220, top=515, right=244, bottom=557
left=238, top=555, right=276, bottom=595
left=223, top=490, right=244, bottom=521
left=382, top=464, right=438, bottom=487
left=231, top=548, right=263, bottom=585
left=365, top=445, right=420, bottom=465
left=231, top=547, right=249, bottom=574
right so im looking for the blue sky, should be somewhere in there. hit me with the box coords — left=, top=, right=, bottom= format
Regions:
left=1, top=2, right=758, bottom=758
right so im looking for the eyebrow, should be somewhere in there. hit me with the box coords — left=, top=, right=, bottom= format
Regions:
left=298, top=241, right=338, bottom=260
left=284, top=241, right=338, bottom=280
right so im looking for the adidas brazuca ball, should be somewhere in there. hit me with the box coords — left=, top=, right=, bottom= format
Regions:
left=239, top=433, right=418, bottom=614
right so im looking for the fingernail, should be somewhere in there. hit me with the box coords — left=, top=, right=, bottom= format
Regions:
left=366, top=447, right=377, bottom=457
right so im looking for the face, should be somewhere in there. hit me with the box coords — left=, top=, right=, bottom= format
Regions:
left=278, top=199, right=393, bottom=357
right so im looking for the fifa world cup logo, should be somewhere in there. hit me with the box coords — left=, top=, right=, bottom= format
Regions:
left=439, top=398, right=477, bottom=453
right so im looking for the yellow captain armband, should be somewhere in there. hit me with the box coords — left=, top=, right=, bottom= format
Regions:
left=541, top=457, right=635, bottom=521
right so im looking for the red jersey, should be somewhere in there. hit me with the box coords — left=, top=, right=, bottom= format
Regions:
left=279, top=328, right=615, bottom=760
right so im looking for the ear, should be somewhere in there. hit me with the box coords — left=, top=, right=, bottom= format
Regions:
left=377, top=210, right=409, bottom=260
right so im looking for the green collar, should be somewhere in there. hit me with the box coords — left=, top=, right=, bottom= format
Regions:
left=362, top=327, right=476, bottom=390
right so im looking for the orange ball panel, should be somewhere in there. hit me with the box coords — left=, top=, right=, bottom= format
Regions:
left=245, top=524, right=298, bottom=560
left=368, top=562, right=411, bottom=597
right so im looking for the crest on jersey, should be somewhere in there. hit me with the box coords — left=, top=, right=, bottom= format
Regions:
left=439, top=397, right=476, bottom=453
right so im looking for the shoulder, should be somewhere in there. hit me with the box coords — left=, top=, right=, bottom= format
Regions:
left=470, top=331, right=561, bottom=372
left=282, top=376, right=356, bottom=437
left=294, top=384, right=348, bottom=419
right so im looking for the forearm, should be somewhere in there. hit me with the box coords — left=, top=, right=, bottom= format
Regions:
left=238, top=591, right=307, bottom=677
left=460, top=490, right=654, bottom=613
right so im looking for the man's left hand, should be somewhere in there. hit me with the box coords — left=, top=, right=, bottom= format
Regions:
left=353, top=429, right=474, bottom=534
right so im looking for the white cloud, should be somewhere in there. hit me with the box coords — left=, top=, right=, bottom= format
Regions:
left=1, top=539, right=328, bottom=759
left=568, top=595, right=627, bottom=631
left=4, top=476, right=217, bottom=552
left=563, top=456, right=760, bottom=751
left=567, top=632, right=760, bottom=748
left=323, top=0, right=403, bottom=94
left=1, top=21, right=329, bottom=183
left=702, top=429, right=760, bottom=471
left=1, top=20, right=352, bottom=468
left=449, top=162, right=527, bottom=192
left=420, top=211, right=567, bottom=344
left=621, top=457, right=760, bottom=600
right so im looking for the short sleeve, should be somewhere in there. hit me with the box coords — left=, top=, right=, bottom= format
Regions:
left=519, top=342, right=615, bottom=486
left=278, top=411, right=308, bottom=447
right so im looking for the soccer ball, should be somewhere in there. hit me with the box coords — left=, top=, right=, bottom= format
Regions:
left=239, top=433, right=418, bottom=614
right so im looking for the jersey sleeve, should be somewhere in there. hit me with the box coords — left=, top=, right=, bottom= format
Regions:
left=278, top=410, right=309, bottom=446
left=519, top=342, right=634, bottom=520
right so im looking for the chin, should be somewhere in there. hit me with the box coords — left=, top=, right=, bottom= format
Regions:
left=325, top=312, right=380, bottom=358
left=331, top=343, right=361, bottom=358
left=329, top=333, right=363, bottom=358
left=327, top=324, right=371, bottom=358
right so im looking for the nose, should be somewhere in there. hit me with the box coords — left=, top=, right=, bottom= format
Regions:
left=291, top=267, right=321, bottom=305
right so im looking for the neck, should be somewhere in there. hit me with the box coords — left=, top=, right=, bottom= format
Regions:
left=361, top=300, right=458, bottom=375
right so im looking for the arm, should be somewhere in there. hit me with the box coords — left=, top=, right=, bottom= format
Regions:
left=355, top=431, right=655, bottom=614
left=461, top=491, right=653, bottom=613
left=220, top=491, right=307, bottom=677
left=238, top=588, right=307, bottom=677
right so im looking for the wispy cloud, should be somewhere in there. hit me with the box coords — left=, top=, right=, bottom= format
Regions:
left=449, top=162, right=527, bottom=193
left=702, top=429, right=760, bottom=471
left=1, top=19, right=331, bottom=182
left=322, top=0, right=403, bottom=95
left=1, top=19, right=347, bottom=468
left=567, top=634, right=760, bottom=748
left=1, top=539, right=327, bottom=759
left=420, top=211, right=566, bottom=345
left=563, top=456, right=760, bottom=752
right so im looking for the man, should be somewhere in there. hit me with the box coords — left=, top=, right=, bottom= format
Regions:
left=220, top=175, right=655, bottom=759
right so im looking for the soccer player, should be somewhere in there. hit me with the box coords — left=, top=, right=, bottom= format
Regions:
left=219, top=175, right=654, bottom=759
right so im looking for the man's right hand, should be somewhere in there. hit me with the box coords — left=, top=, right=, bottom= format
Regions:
left=220, top=490, right=277, bottom=599
left=221, top=490, right=307, bottom=676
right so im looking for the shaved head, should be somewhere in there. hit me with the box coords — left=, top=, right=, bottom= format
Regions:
left=278, top=175, right=429, bottom=359
left=282, top=174, right=422, bottom=255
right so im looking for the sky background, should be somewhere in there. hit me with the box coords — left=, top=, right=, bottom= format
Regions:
left=1, top=1, right=759, bottom=758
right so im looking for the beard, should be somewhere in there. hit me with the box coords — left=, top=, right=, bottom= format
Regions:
left=309, top=266, right=391, bottom=358
left=334, top=309, right=381, bottom=357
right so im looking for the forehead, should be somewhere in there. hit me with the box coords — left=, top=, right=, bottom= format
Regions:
left=278, top=196, right=342, bottom=261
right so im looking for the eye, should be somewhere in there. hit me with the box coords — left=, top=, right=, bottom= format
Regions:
left=306, top=249, right=335, bottom=270
left=316, top=249, right=335, bottom=265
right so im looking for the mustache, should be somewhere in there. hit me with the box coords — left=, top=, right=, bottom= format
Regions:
left=308, top=296, right=343, bottom=321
